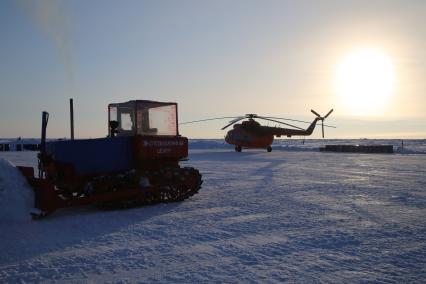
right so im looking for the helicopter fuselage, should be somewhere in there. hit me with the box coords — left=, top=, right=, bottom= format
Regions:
left=225, top=125, right=274, bottom=149
left=224, top=118, right=320, bottom=150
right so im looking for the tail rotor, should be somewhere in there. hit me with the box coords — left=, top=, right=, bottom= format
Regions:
left=311, top=109, right=333, bottom=138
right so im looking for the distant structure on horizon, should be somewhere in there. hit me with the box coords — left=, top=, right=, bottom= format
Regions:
left=0, top=137, right=40, bottom=152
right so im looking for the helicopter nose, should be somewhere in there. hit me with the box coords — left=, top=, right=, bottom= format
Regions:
left=225, top=131, right=233, bottom=141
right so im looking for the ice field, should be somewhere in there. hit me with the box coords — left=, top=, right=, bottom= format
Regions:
left=0, top=139, right=425, bottom=283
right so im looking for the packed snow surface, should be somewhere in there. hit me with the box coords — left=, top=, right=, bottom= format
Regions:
left=0, top=139, right=425, bottom=283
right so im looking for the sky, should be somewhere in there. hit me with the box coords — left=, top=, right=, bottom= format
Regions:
left=0, top=0, right=425, bottom=139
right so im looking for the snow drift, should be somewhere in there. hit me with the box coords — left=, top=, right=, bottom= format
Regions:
left=0, top=158, right=34, bottom=221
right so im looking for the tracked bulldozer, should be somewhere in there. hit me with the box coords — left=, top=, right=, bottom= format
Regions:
left=18, top=100, right=202, bottom=219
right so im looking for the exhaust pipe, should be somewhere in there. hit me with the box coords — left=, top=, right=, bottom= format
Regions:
left=39, top=111, right=49, bottom=178
left=40, top=111, right=49, bottom=154
left=70, top=98, right=74, bottom=140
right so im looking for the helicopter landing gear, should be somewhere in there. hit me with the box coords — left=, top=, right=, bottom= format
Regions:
left=235, top=146, right=242, bottom=152
left=267, top=146, right=272, bottom=152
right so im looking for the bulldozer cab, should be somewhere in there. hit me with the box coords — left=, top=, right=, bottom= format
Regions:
left=108, top=100, right=178, bottom=137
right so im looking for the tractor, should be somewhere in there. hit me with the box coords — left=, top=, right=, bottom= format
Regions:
left=18, top=100, right=202, bottom=218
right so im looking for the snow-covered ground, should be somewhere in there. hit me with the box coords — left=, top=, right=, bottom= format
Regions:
left=0, top=139, right=425, bottom=283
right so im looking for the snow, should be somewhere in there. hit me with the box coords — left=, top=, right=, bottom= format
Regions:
left=0, top=158, right=34, bottom=221
left=0, top=139, right=425, bottom=282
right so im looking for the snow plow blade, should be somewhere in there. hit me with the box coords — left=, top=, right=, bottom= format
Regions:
left=17, top=166, right=63, bottom=219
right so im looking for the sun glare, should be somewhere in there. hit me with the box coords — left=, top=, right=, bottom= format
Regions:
left=336, top=49, right=395, bottom=116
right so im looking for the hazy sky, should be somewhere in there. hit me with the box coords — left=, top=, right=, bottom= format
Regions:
left=1, top=0, right=425, bottom=139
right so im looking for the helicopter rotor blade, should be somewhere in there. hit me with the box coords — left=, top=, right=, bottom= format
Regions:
left=263, top=116, right=336, bottom=128
left=245, top=114, right=257, bottom=119
left=311, top=109, right=321, bottom=118
left=257, top=116, right=305, bottom=130
left=180, top=110, right=336, bottom=134
left=324, top=109, right=334, bottom=119
left=221, top=117, right=245, bottom=130
left=263, top=116, right=312, bottom=124
left=228, top=116, right=245, bottom=123
left=180, top=116, right=240, bottom=125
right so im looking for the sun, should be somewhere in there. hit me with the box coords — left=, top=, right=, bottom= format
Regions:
left=335, top=49, right=395, bottom=116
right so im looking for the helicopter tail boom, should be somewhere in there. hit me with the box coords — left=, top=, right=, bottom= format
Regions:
left=269, top=109, right=333, bottom=137
left=304, top=117, right=321, bottom=136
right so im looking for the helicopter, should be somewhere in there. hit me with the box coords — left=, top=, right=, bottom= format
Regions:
left=181, top=109, right=334, bottom=152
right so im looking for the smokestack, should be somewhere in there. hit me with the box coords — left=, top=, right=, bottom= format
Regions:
left=40, top=111, right=49, bottom=178
left=70, top=98, right=74, bottom=140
